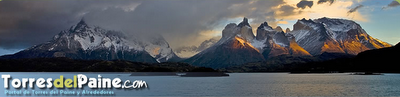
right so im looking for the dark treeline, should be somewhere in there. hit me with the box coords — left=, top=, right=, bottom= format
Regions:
left=222, top=42, right=400, bottom=73
left=0, top=57, right=217, bottom=72
left=1, top=43, right=398, bottom=73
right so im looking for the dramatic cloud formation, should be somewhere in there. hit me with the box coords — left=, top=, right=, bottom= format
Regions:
left=280, top=0, right=367, bottom=21
left=317, top=0, right=334, bottom=5
left=0, top=0, right=370, bottom=55
left=0, top=0, right=143, bottom=49
left=0, top=0, right=286, bottom=50
left=386, top=0, right=400, bottom=8
left=296, top=0, right=314, bottom=9
left=348, top=5, right=364, bottom=14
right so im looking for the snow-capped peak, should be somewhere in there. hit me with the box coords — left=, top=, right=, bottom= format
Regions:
left=70, top=19, right=88, bottom=32
left=48, top=19, right=178, bottom=62
left=254, top=22, right=292, bottom=50
left=315, top=17, right=358, bottom=31
left=220, top=17, right=255, bottom=43
left=257, top=22, right=275, bottom=32
left=290, top=17, right=392, bottom=55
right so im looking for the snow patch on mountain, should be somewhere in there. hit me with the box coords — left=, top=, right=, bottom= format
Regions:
left=41, top=19, right=177, bottom=62
left=291, top=30, right=312, bottom=42
left=251, top=39, right=266, bottom=50
left=273, top=38, right=288, bottom=47
left=291, top=17, right=392, bottom=55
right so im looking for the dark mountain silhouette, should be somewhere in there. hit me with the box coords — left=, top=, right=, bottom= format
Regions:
left=222, top=52, right=355, bottom=72
left=0, top=57, right=214, bottom=72
left=353, top=42, right=400, bottom=72
left=281, top=42, right=399, bottom=73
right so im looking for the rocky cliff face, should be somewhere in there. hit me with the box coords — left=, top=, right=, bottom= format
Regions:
left=253, top=22, right=310, bottom=59
left=185, top=17, right=391, bottom=68
left=184, top=18, right=264, bottom=68
left=290, top=17, right=391, bottom=55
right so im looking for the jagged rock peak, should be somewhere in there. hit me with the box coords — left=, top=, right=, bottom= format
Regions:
left=275, top=26, right=283, bottom=32
left=77, top=18, right=87, bottom=26
left=286, top=28, right=291, bottom=33
left=70, top=18, right=89, bottom=32
left=222, top=23, right=238, bottom=38
left=238, top=17, right=251, bottom=27
left=291, top=17, right=392, bottom=55
left=257, top=22, right=273, bottom=30
left=299, top=18, right=314, bottom=23
left=261, top=21, right=269, bottom=26
left=242, top=17, right=248, bottom=23
left=257, top=21, right=275, bottom=32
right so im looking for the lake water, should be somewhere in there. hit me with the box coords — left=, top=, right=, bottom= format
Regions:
left=1, top=72, right=400, bottom=96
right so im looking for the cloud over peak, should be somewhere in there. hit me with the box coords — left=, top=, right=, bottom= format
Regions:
left=296, top=0, right=314, bottom=9
left=348, top=5, right=364, bottom=14
left=386, top=0, right=400, bottom=8
left=317, top=0, right=334, bottom=5
left=0, top=0, right=370, bottom=53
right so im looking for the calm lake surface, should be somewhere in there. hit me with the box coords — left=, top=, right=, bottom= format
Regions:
left=1, top=72, right=400, bottom=96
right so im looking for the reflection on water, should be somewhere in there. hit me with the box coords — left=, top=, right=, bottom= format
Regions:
left=1, top=73, right=400, bottom=96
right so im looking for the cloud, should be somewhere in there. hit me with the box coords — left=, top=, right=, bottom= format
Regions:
left=390, top=0, right=400, bottom=7
left=348, top=5, right=364, bottom=14
left=317, top=0, right=334, bottom=5
left=0, top=0, right=288, bottom=50
left=275, top=5, right=299, bottom=17
left=296, top=0, right=314, bottom=9
left=277, top=21, right=289, bottom=24
left=280, top=0, right=367, bottom=22
left=0, top=0, right=143, bottom=49
left=199, top=30, right=220, bottom=37
left=384, top=0, right=400, bottom=9
left=0, top=0, right=369, bottom=52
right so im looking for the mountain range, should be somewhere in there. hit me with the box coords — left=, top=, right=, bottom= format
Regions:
left=291, top=17, right=391, bottom=55
left=0, top=19, right=180, bottom=63
left=184, top=17, right=391, bottom=68
left=0, top=17, right=392, bottom=69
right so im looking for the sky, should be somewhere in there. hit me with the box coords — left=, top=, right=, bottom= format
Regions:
left=0, top=0, right=399, bottom=56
